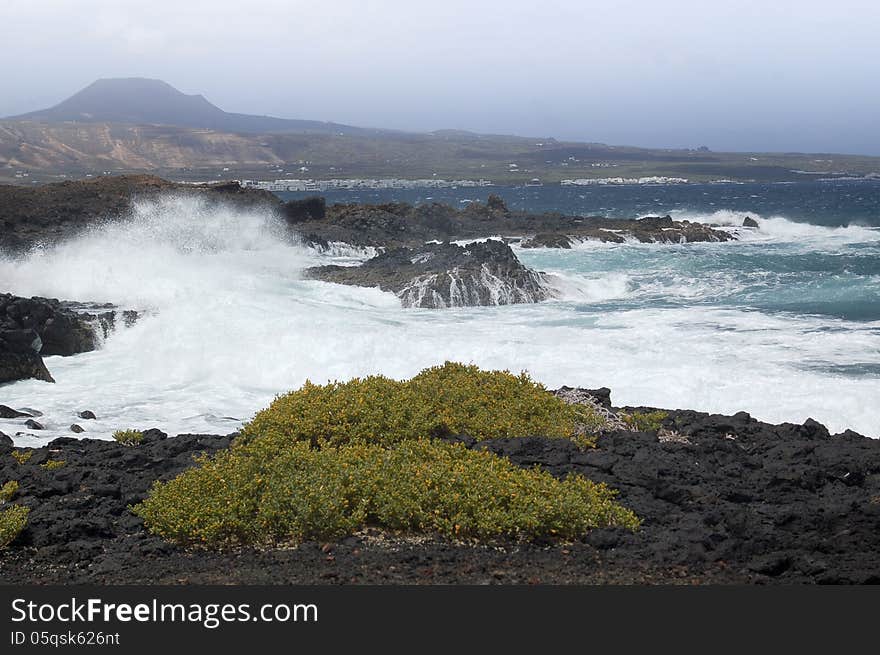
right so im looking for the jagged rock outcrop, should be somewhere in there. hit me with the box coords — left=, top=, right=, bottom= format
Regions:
left=0, top=176, right=280, bottom=252
left=1, top=293, right=139, bottom=384
left=306, top=240, right=554, bottom=308
left=520, top=215, right=734, bottom=247
left=287, top=196, right=734, bottom=250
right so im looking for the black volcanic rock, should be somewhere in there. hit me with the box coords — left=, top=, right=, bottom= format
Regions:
left=0, top=175, right=280, bottom=253
left=0, top=405, right=32, bottom=419
left=743, top=216, right=760, bottom=228
left=293, top=199, right=734, bottom=250
left=307, top=240, right=554, bottom=308
left=1, top=293, right=140, bottom=384
left=0, top=350, right=54, bottom=384
left=520, top=215, right=734, bottom=247
left=282, top=196, right=326, bottom=223
left=1, top=406, right=878, bottom=584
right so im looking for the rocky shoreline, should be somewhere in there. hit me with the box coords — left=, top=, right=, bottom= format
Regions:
left=2, top=176, right=740, bottom=310
left=1, top=391, right=878, bottom=585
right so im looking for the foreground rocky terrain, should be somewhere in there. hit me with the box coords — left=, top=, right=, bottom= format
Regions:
left=1, top=391, right=877, bottom=585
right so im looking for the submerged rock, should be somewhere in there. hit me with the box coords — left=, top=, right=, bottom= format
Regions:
left=0, top=405, right=32, bottom=419
left=307, top=240, right=554, bottom=308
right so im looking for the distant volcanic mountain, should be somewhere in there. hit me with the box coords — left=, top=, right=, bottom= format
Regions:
left=5, top=77, right=374, bottom=136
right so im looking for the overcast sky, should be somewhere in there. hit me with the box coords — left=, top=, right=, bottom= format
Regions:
left=1, top=0, right=878, bottom=154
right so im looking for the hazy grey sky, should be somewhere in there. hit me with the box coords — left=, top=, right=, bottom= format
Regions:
left=2, top=0, right=879, bottom=154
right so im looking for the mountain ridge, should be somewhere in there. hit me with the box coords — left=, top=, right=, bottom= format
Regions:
left=3, top=78, right=880, bottom=183
left=6, top=77, right=380, bottom=136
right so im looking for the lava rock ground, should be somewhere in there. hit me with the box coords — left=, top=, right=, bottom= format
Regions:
left=1, top=403, right=878, bottom=585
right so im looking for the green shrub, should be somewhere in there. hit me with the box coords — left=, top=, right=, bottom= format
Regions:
left=623, top=411, right=668, bottom=432
left=0, top=481, right=18, bottom=503
left=11, top=450, right=33, bottom=465
left=40, top=460, right=66, bottom=471
left=240, top=362, right=603, bottom=451
left=0, top=505, right=29, bottom=550
left=113, top=429, right=144, bottom=446
left=134, top=439, right=639, bottom=547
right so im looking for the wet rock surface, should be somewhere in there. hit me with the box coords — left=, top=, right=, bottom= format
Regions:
left=520, top=215, right=734, bottom=247
left=0, top=175, right=280, bottom=253
left=1, top=397, right=877, bottom=585
left=307, top=240, right=554, bottom=308
left=1, top=293, right=139, bottom=384
left=289, top=195, right=734, bottom=249
left=3, top=177, right=735, bottom=255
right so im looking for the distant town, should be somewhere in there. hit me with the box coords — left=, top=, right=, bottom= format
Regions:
left=237, top=176, right=693, bottom=192
left=240, top=178, right=497, bottom=192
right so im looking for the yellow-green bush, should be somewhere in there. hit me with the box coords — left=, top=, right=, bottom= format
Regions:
left=0, top=480, right=18, bottom=503
left=240, top=362, right=603, bottom=452
left=113, top=429, right=143, bottom=446
left=134, top=439, right=639, bottom=547
left=40, top=460, right=66, bottom=471
left=0, top=505, right=29, bottom=550
left=11, top=450, right=32, bottom=465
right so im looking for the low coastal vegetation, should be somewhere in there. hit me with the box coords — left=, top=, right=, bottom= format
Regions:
left=0, top=480, right=18, bottom=503
left=113, top=429, right=144, bottom=446
left=11, top=450, right=32, bottom=465
left=623, top=410, right=668, bottom=432
left=135, top=362, right=638, bottom=547
left=240, top=362, right=603, bottom=450
left=0, top=505, right=30, bottom=550
left=40, top=459, right=66, bottom=471
left=135, top=440, right=638, bottom=546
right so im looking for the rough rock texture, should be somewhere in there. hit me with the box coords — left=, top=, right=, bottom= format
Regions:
left=520, top=215, right=734, bottom=247
left=288, top=195, right=734, bottom=249
left=0, top=293, right=138, bottom=384
left=0, top=398, right=877, bottom=584
left=0, top=349, right=54, bottom=384
left=2, top=176, right=734, bottom=254
left=306, top=240, right=554, bottom=308
left=0, top=175, right=280, bottom=252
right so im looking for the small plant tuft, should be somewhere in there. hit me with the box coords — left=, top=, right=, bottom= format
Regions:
left=113, top=429, right=144, bottom=446
left=40, top=460, right=66, bottom=471
left=11, top=450, right=33, bottom=465
left=623, top=410, right=668, bottom=432
left=0, top=505, right=29, bottom=550
left=0, top=480, right=18, bottom=503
